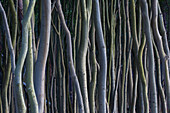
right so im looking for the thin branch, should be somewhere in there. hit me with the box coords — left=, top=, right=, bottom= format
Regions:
left=0, top=2, right=15, bottom=74
left=56, top=0, right=84, bottom=113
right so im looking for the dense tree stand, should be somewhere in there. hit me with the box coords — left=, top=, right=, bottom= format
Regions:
left=0, top=0, right=169, bottom=113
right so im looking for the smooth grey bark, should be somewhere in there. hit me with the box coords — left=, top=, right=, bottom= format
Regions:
left=73, top=1, right=79, bottom=112
left=120, top=0, right=127, bottom=112
left=158, top=4, right=170, bottom=66
left=93, top=0, right=107, bottom=113
left=34, top=0, right=51, bottom=113
left=56, top=0, right=84, bottom=113
left=7, top=1, right=17, bottom=112
left=129, top=0, right=139, bottom=112
left=77, top=0, right=92, bottom=112
left=23, top=0, right=38, bottom=113
left=138, top=33, right=149, bottom=113
left=57, top=19, right=66, bottom=113
left=112, top=1, right=121, bottom=112
left=0, top=1, right=16, bottom=113
left=153, top=42, right=168, bottom=113
left=89, top=22, right=97, bottom=113
left=126, top=0, right=133, bottom=108
left=1, top=0, right=35, bottom=112
left=14, top=0, right=36, bottom=111
left=25, top=25, right=38, bottom=113
left=0, top=2, right=15, bottom=76
left=109, top=0, right=116, bottom=110
left=140, top=0, right=158, bottom=112
left=137, top=4, right=149, bottom=113
left=151, top=0, right=170, bottom=112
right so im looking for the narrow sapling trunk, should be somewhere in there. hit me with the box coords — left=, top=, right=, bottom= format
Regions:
left=34, top=0, right=51, bottom=112
left=25, top=25, right=38, bottom=113
left=56, top=0, right=84, bottom=112
left=129, top=0, right=139, bottom=112
left=0, top=0, right=17, bottom=112
left=140, top=0, right=158, bottom=112
left=89, top=22, right=97, bottom=113
left=0, top=2, right=16, bottom=113
left=77, top=0, right=92, bottom=112
left=120, top=0, right=127, bottom=112
left=93, top=0, right=107, bottom=113
left=14, top=0, right=36, bottom=111
left=151, top=1, right=170, bottom=112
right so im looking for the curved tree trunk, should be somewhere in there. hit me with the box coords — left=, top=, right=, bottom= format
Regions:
left=89, top=22, right=97, bottom=113
left=151, top=1, right=170, bottom=112
left=0, top=0, right=17, bottom=112
left=34, top=0, right=51, bottom=113
left=77, top=0, right=92, bottom=112
left=25, top=24, right=38, bottom=113
left=93, top=0, right=107, bottom=113
left=140, top=0, right=158, bottom=112
left=56, top=0, right=85, bottom=112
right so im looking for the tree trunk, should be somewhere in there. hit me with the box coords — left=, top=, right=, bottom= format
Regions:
left=34, top=0, right=51, bottom=112
left=93, top=0, right=107, bottom=113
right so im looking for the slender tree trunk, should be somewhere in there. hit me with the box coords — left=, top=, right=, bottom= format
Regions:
left=34, top=0, right=51, bottom=112
left=89, top=22, right=97, bottom=113
left=14, top=0, right=36, bottom=111
left=25, top=24, right=38, bottom=113
left=157, top=4, right=170, bottom=68
left=93, top=0, right=107, bottom=113
left=120, top=0, right=127, bottom=112
left=77, top=0, right=92, bottom=112
left=151, top=1, right=170, bottom=112
left=56, top=0, right=85, bottom=112
left=129, top=0, right=139, bottom=112
left=112, top=1, right=121, bottom=112
left=109, top=0, right=116, bottom=108
left=138, top=33, right=149, bottom=113
left=140, top=0, right=158, bottom=112
left=153, top=42, right=167, bottom=113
